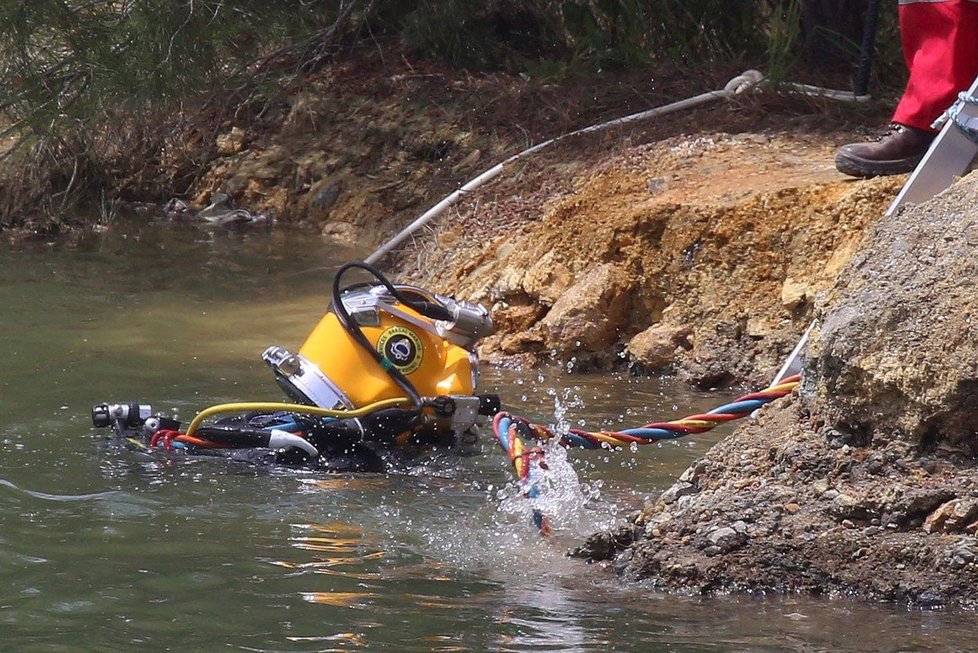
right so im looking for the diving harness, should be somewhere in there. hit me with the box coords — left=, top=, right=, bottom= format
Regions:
left=91, top=262, right=499, bottom=471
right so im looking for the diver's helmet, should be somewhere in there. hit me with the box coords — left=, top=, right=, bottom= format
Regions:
left=262, top=265, right=492, bottom=432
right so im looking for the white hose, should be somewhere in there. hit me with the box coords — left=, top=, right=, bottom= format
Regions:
left=778, top=80, right=871, bottom=103
left=267, top=429, right=319, bottom=458
left=364, top=69, right=865, bottom=265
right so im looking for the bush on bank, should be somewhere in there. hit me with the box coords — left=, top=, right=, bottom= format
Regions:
left=0, top=0, right=894, bottom=232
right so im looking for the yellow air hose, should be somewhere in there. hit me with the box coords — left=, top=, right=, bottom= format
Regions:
left=183, top=397, right=412, bottom=436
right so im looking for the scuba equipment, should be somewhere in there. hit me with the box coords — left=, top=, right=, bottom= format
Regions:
left=91, top=262, right=499, bottom=472
left=88, top=260, right=803, bottom=534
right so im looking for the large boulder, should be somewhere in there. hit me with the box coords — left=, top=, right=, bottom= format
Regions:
left=537, top=263, right=633, bottom=366
left=809, top=175, right=978, bottom=451
left=626, top=323, right=693, bottom=372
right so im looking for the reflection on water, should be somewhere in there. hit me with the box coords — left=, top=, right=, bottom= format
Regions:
left=1, top=220, right=976, bottom=652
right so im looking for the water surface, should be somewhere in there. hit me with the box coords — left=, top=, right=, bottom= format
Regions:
left=0, top=221, right=972, bottom=651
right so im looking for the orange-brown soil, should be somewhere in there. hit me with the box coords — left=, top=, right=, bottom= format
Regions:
left=398, top=129, right=902, bottom=387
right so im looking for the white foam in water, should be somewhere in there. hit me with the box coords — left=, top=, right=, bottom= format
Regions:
left=497, top=439, right=619, bottom=538
left=398, top=445, right=621, bottom=576
left=377, top=380, right=626, bottom=576
left=495, top=387, right=622, bottom=540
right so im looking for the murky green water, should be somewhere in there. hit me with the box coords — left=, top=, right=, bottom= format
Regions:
left=1, top=221, right=973, bottom=652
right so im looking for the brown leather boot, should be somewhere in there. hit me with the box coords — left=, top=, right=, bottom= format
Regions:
left=834, top=123, right=935, bottom=178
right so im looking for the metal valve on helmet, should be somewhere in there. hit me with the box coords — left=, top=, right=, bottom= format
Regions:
left=92, top=402, right=153, bottom=429
left=433, top=295, right=493, bottom=348
left=424, top=393, right=501, bottom=432
left=92, top=402, right=181, bottom=435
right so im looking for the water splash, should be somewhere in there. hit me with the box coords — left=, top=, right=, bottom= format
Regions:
left=495, top=439, right=618, bottom=539
left=493, top=383, right=623, bottom=543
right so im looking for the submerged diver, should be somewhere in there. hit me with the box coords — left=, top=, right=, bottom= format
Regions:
left=93, top=262, right=499, bottom=472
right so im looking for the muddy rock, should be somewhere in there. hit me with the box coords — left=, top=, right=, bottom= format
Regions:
left=704, top=525, right=747, bottom=554
left=498, top=331, right=545, bottom=356
left=810, top=174, right=978, bottom=452
left=627, top=324, right=693, bottom=371
left=488, top=300, right=548, bottom=334
left=405, top=132, right=903, bottom=385
left=659, top=481, right=698, bottom=505
left=923, top=499, right=978, bottom=534
left=879, top=486, right=955, bottom=528
left=216, top=127, right=248, bottom=155
left=945, top=537, right=978, bottom=569
left=522, top=251, right=574, bottom=306
left=321, top=221, right=358, bottom=244
left=827, top=491, right=877, bottom=523
left=536, top=263, right=633, bottom=366
left=571, top=523, right=643, bottom=562
left=780, top=278, right=812, bottom=311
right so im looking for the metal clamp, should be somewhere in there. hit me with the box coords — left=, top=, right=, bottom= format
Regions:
left=935, top=91, right=978, bottom=144
left=261, top=346, right=350, bottom=410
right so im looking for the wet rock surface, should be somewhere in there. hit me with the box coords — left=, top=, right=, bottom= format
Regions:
left=573, top=399, right=978, bottom=607
left=572, top=175, right=978, bottom=608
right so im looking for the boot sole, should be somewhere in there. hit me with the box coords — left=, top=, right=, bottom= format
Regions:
left=835, top=151, right=922, bottom=178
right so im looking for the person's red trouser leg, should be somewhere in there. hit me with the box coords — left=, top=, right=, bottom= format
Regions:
left=892, top=0, right=978, bottom=132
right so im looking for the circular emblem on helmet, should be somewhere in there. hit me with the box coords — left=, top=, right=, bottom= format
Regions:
left=376, top=326, right=423, bottom=374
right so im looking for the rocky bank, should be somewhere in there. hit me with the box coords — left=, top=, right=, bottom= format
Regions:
left=111, top=52, right=906, bottom=390
left=573, top=173, right=978, bottom=609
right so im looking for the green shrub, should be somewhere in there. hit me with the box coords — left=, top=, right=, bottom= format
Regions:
left=0, top=0, right=905, bottom=230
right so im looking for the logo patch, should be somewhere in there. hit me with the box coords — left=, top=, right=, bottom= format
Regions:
left=376, top=326, right=423, bottom=374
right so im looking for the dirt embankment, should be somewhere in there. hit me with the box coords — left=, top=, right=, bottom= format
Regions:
left=113, top=52, right=902, bottom=390
left=574, top=175, right=978, bottom=609
left=399, top=130, right=901, bottom=388
left=169, top=57, right=758, bottom=250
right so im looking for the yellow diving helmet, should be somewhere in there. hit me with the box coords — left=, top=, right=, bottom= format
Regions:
left=262, top=262, right=493, bottom=432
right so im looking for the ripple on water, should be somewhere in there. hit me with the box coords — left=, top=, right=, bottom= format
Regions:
left=0, top=478, right=123, bottom=502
